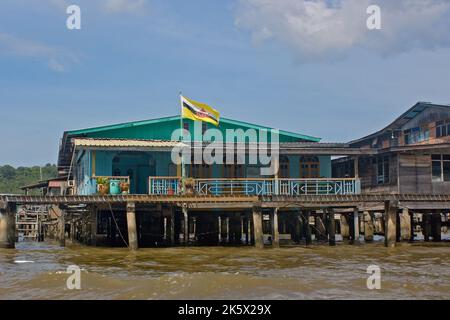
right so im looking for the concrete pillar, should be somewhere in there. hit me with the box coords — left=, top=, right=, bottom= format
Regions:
left=218, top=216, right=222, bottom=244
left=400, top=208, right=411, bottom=241
left=340, top=214, right=350, bottom=239
left=422, top=213, right=431, bottom=242
left=384, top=200, right=398, bottom=248
left=252, top=207, right=264, bottom=249
left=126, top=202, right=138, bottom=250
left=431, top=212, right=442, bottom=242
left=57, top=208, right=65, bottom=247
left=0, top=203, right=16, bottom=249
left=272, top=208, right=280, bottom=248
left=327, top=208, right=336, bottom=246
left=304, top=211, right=312, bottom=245
left=246, top=215, right=250, bottom=245
left=226, top=217, right=230, bottom=243
left=352, top=208, right=360, bottom=243
left=315, top=212, right=327, bottom=241
left=363, top=211, right=374, bottom=242
left=183, top=205, right=189, bottom=245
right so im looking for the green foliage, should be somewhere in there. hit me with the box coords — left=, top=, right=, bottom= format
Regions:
left=0, top=164, right=58, bottom=194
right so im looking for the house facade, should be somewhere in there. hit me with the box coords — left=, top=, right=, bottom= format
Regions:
left=332, top=102, right=450, bottom=194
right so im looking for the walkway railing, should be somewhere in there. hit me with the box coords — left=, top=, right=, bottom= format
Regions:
left=148, top=177, right=361, bottom=196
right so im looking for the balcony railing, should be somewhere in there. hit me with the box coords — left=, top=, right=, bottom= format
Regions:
left=148, top=177, right=361, bottom=196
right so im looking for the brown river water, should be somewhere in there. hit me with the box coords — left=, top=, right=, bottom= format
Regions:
left=1, top=241, right=449, bottom=300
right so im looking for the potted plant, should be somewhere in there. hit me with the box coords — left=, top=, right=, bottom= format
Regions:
left=96, top=177, right=110, bottom=195
left=120, top=181, right=130, bottom=195
left=183, top=178, right=195, bottom=195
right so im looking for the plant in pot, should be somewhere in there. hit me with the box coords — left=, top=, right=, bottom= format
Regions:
left=96, top=177, right=110, bottom=195
left=183, top=178, right=195, bottom=195
left=120, top=181, right=130, bottom=195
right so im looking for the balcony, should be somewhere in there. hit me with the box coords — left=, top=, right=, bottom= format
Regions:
left=148, top=177, right=361, bottom=196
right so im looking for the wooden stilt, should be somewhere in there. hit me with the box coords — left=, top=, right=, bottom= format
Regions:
left=272, top=208, right=280, bottom=248
left=400, top=208, right=411, bottom=241
left=183, top=205, right=189, bottom=245
left=58, top=207, right=65, bottom=247
left=170, top=207, right=175, bottom=245
left=315, top=212, right=327, bottom=241
left=304, top=211, right=312, bottom=245
left=218, top=216, right=222, bottom=244
left=384, top=200, right=398, bottom=248
left=410, top=211, right=415, bottom=242
left=431, top=211, right=442, bottom=242
left=340, top=214, right=350, bottom=240
left=252, top=206, right=264, bottom=249
left=327, top=208, right=336, bottom=246
left=126, top=202, right=138, bottom=250
left=0, top=203, right=16, bottom=249
left=90, top=205, right=97, bottom=246
left=423, top=213, right=431, bottom=242
left=363, top=211, right=374, bottom=242
left=352, top=208, right=360, bottom=243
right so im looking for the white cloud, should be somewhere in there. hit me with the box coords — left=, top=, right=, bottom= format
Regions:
left=235, top=0, right=450, bottom=60
left=102, top=0, right=147, bottom=13
left=0, top=32, right=77, bottom=72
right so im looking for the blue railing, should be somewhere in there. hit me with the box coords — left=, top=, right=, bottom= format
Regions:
left=148, top=178, right=361, bottom=196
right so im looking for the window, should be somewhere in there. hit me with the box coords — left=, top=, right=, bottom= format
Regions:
left=376, top=156, right=390, bottom=184
left=431, top=154, right=450, bottom=182
left=299, top=156, right=320, bottom=178
left=404, top=127, right=429, bottom=145
left=436, top=121, right=449, bottom=138
left=279, top=156, right=290, bottom=178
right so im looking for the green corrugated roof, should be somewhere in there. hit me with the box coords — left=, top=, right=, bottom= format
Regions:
left=67, top=115, right=321, bottom=142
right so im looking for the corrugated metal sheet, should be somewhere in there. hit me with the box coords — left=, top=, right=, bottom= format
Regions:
left=73, top=138, right=183, bottom=148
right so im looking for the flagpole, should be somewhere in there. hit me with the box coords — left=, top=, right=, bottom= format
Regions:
left=179, top=92, right=186, bottom=183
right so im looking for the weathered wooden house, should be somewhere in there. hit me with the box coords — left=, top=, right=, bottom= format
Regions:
left=332, top=102, right=450, bottom=194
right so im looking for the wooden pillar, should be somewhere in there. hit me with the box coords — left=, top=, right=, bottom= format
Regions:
left=422, top=213, right=431, bottom=242
left=384, top=200, right=398, bottom=248
left=431, top=211, right=442, bottom=242
left=170, top=207, right=175, bottom=245
left=182, top=205, right=189, bottom=245
left=252, top=206, right=264, bottom=249
left=126, top=202, right=138, bottom=250
left=58, top=208, right=65, bottom=247
left=0, top=203, right=16, bottom=249
left=272, top=208, right=280, bottom=248
left=363, top=211, right=374, bottom=242
left=340, top=214, right=350, bottom=240
left=304, top=211, right=312, bottom=245
left=327, top=208, right=336, bottom=246
left=246, top=215, right=250, bottom=245
left=218, top=216, right=222, bottom=244
left=226, top=217, right=230, bottom=243
left=90, top=205, right=97, bottom=246
left=400, top=208, right=411, bottom=241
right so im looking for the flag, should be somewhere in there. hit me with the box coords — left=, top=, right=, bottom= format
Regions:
left=181, top=95, right=220, bottom=126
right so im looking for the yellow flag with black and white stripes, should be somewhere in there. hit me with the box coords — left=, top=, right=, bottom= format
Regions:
left=180, top=95, right=220, bottom=127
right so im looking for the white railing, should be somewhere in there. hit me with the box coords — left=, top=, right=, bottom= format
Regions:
left=148, top=177, right=361, bottom=196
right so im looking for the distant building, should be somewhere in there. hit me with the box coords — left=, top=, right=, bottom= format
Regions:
left=333, top=102, right=450, bottom=194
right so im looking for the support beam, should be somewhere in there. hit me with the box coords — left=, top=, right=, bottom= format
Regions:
left=126, top=202, right=138, bottom=250
left=384, top=200, right=398, bottom=248
left=431, top=211, right=442, bottom=242
left=327, top=208, right=336, bottom=246
left=304, top=211, right=312, bottom=245
left=252, top=206, right=264, bottom=249
left=0, top=203, right=16, bottom=249
left=272, top=208, right=280, bottom=248
left=340, top=214, right=350, bottom=240
left=363, top=211, right=374, bottom=242
left=183, top=205, right=189, bottom=245
left=400, top=208, right=411, bottom=241
left=57, top=207, right=65, bottom=247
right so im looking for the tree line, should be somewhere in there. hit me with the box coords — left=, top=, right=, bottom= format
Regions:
left=0, top=164, right=58, bottom=194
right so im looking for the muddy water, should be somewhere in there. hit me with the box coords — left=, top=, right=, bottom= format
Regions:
left=0, top=241, right=449, bottom=300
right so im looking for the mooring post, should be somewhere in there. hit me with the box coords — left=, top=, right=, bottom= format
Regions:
left=126, top=202, right=138, bottom=250
left=272, top=208, right=280, bottom=248
left=384, top=200, right=398, bottom=248
left=0, top=202, right=16, bottom=249
left=327, top=208, right=336, bottom=246
left=183, top=205, right=189, bottom=245
left=400, top=208, right=411, bottom=242
left=363, top=211, right=374, bottom=242
left=252, top=206, right=264, bottom=249
left=431, top=211, right=442, bottom=242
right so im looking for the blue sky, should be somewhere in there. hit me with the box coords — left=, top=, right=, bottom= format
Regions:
left=1, top=0, right=450, bottom=166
